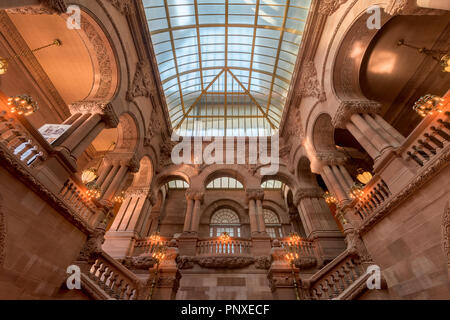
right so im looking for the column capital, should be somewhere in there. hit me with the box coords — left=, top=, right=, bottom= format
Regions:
left=315, top=151, right=348, bottom=167
left=185, top=189, right=204, bottom=202
left=293, top=187, right=324, bottom=206
left=128, top=154, right=140, bottom=173
left=69, top=101, right=119, bottom=129
left=384, top=0, right=446, bottom=15
left=125, top=187, right=150, bottom=198
left=246, top=188, right=265, bottom=201
left=332, top=100, right=381, bottom=129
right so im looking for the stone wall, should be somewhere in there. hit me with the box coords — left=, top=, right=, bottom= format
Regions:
left=362, top=166, right=450, bottom=299
left=0, top=167, right=87, bottom=299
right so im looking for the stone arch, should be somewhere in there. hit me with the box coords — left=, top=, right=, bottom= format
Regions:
left=200, top=199, right=248, bottom=226
left=297, top=156, right=320, bottom=188
left=114, top=112, right=140, bottom=153
left=151, top=165, right=195, bottom=191
left=198, top=165, right=258, bottom=190
left=259, top=165, right=300, bottom=194
left=0, top=193, right=5, bottom=267
left=129, top=156, right=153, bottom=189
left=312, top=113, right=337, bottom=153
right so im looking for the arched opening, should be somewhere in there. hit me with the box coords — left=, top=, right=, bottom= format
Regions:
left=263, top=209, right=282, bottom=239
left=209, top=208, right=241, bottom=238
left=312, top=114, right=337, bottom=153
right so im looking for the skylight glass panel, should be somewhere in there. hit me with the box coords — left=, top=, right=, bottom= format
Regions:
left=144, top=0, right=311, bottom=136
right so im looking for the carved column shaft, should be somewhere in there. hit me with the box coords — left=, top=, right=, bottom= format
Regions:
left=190, top=193, right=204, bottom=233
left=322, top=165, right=350, bottom=202
left=102, top=163, right=129, bottom=201
left=248, top=199, right=259, bottom=234
left=183, top=196, right=194, bottom=233
left=256, top=199, right=266, bottom=233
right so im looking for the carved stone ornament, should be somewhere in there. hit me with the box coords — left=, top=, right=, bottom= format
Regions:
left=267, top=272, right=295, bottom=292
left=293, top=187, right=324, bottom=206
left=318, top=0, right=349, bottom=16
left=443, top=202, right=450, bottom=272
left=6, top=0, right=67, bottom=15
left=126, top=188, right=150, bottom=198
left=177, top=255, right=256, bottom=269
left=186, top=189, right=205, bottom=203
left=293, top=257, right=317, bottom=270
left=128, top=154, right=141, bottom=173
left=296, top=61, right=326, bottom=101
left=78, top=225, right=106, bottom=262
left=69, top=101, right=119, bottom=129
left=384, top=0, right=445, bottom=15
left=255, top=256, right=272, bottom=270
left=344, top=227, right=372, bottom=263
left=332, top=100, right=381, bottom=129
left=126, top=61, right=155, bottom=102
left=246, top=189, right=265, bottom=201
left=176, top=256, right=196, bottom=270
left=107, top=0, right=134, bottom=15
left=122, top=255, right=156, bottom=270
left=315, top=151, right=348, bottom=166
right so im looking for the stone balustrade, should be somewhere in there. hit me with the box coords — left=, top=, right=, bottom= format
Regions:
left=354, top=176, right=391, bottom=220
left=133, top=237, right=170, bottom=256
left=308, top=250, right=366, bottom=300
left=59, top=178, right=102, bottom=227
left=402, top=111, right=449, bottom=168
left=279, top=238, right=317, bottom=258
left=197, top=238, right=252, bottom=256
left=0, top=110, right=46, bottom=168
left=85, top=251, right=142, bottom=300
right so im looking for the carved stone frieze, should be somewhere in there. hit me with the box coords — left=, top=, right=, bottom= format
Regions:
left=126, top=188, right=150, bottom=198
left=254, top=256, right=272, bottom=270
left=296, top=61, right=326, bottom=101
left=267, top=272, right=295, bottom=292
left=293, top=187, right=324, bottom=205
left=127, top=61, right=155, bottom=102
left=246, top=189, right=265, bottom=201
left=176, top=256, right=196, bottom=270
left=315, top=151, right=348, bottom=166
left=385, top=0, right=445, bottom=15
left=6, top=0, right=67, bottom=15
left=107, top=0, right=134, bottom=15
left=122, top=255, right=156, bottom=270
left=293, top=257, right=317, bottom=270
left=69, top=101, right=119, bottom=129
left=332, top=100, right=381, bottom=129
left=176, top=255, right=256, bottom=269
left=318, top=0, right=349, bottom=16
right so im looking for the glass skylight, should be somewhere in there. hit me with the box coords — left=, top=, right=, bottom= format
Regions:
left=144, top=0, right=311, bottom=136
left=261, top=180, right=283, bottom=189
left=167, top=180, right=190, bottom=189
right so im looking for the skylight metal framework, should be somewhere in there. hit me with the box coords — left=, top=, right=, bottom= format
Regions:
left=144, top=0, right=311, bottom=136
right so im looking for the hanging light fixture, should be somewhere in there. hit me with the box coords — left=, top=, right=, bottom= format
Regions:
left=86, top=183, right=101, bottom=200
left=323, top=191, right=337, bottom=204
left=149, top=231, right=161, bottom=243
left=7, top=94, right=38, bottom=116
left=397, top=39, right=449, bottom=73
left=219, top=232, right=231, bottom=243
left=413, top=94, right=446, bottom=117
left=356, top=168, right=373, bottom=185
left=81, top=167, right=98, bottom=185
left=0, top=39, right=62, bottom=75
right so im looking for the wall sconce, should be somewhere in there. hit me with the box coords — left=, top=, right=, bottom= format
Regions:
left=397, top=39, right=449, bottom=73
left=323, top=191, right=337, bottom=204
left=356, top=168, right=373, bottom=185
left=413, top=94, right=446, bottom=117
left=7, top=94, right=38, bottom=116
left=0, top=39, right=62, bottom=75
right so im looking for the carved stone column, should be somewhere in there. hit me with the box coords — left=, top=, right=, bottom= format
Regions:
left=247, top=188, right=271, bottom=256
left=190, top=192, right=205, bottom=234
left=333, top=101, right=405, bottom=160
left=317, top=152, right=352, bottom=204
left=55, top=102, right=119, bottom=165
left=294, top=187, right=345, bottom=265
left=178, top=189, right=201, bottom=256
left=103, top=186, right=152, bottom=259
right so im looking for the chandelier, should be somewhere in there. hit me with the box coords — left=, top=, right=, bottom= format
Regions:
left=288, top=232, right=302, bottom=245
left=219, top=232, right=231, bottom=243
left=81, top=167, right=98, bottom=185
left=0, top=39, right=62, bottom=75
left=397, top=39, right=449, bottom=73
left=86, top=183, right=101, bottom=200
left=413, top=94, right=446, bottom=117
left=149, top=231, right=161, bottom=243
left=7, top=94, right=38, bottom=116
left=323, top=191, right=337, bottom=204
left=113, top=191, right=125, bottom=204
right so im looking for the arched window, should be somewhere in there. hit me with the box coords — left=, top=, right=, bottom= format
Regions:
left=210, top=208, right=241, bottom=238
left=264, top=209, right=283, bottom=239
